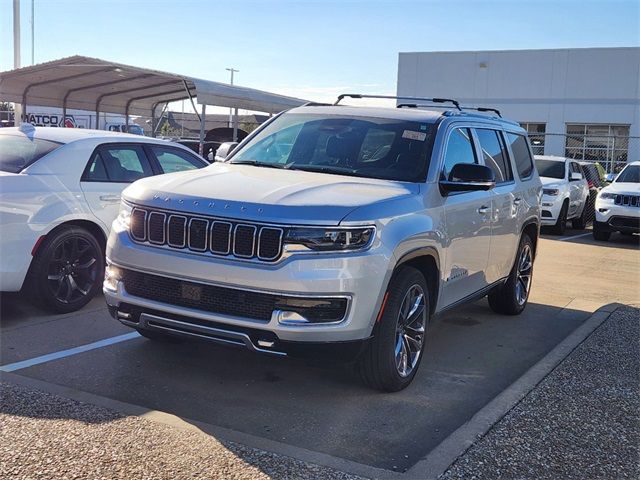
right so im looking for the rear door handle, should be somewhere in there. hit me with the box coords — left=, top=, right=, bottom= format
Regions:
left=99, top=194, right=121, bottom=203
left=513, top=197, right=522, bottom=205
left=477, top=205, right=490, bottom=214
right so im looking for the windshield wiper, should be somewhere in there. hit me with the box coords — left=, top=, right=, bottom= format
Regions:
left=231, top=160, right=287, bottom=169
left=286, top=164, right=370, bottom=178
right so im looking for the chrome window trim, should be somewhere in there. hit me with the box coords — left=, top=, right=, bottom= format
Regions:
left=167, top=214, right=187, bottom=248
left=257, top=226, right=284, bottom=261
left=210, top=221, right=232, bottom=255
left=130, top=208, right=147, bottom=242
left=187, top=217, right=209, bottom=252
left=147, top=211, right=167, bottom=245
left=233, top=224, right=257, bottom=258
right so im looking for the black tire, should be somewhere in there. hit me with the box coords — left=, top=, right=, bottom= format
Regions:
left=358, top=266, right=429, bottom=392
left=550, top=201, right=568, bottom=235
left=593, top=222, right=611, bottom=241
left=136, top=329, right=181, bottom=342
left=488, top=233, right=534, bottom=315
left=27, top=226, right=104, bottom=313
left=572, top=199, right=590, bottom=230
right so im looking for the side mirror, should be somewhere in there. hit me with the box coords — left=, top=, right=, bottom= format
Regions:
left=605, top=173, right=616, bottom=183
left=215, top=142, right=238, bottom=162
left=440, top=163, right=496, bottom=193
left=570, top=172, right=583, bottom=181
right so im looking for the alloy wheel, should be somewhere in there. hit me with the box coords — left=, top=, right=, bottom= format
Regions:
left=46, top=235, right=99, bottom=304
left=394, top=284, right=427, bottom=377
left=515, top=243, right=533, bottom=305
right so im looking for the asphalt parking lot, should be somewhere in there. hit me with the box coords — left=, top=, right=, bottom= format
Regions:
left=1, top=229, right=639, bottom=475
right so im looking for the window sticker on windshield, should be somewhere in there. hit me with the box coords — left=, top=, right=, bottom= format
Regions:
left=402, top=130, right=427, bottom=141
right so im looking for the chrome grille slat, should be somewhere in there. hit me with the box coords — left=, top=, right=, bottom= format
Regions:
left=128, top=207, right=285, bottom=262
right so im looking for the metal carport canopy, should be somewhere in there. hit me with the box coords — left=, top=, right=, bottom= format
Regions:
left=0, top=55, right=308, bottom=118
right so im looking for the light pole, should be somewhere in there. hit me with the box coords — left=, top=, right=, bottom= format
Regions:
left=13, top=0, right=22, bottom=124
left=226, top=67, right=239, bottom=141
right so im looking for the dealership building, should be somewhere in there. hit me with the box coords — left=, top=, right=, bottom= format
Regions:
left=397, top=47, right=640, bottom=171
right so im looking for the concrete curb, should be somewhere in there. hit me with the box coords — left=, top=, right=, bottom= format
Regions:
left=1, top=303, right=621, bottom=480
left=404, top=302, right=620, bottom=480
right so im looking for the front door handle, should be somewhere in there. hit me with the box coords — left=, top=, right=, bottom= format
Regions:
left=513, top=197, right=522, bottom=206
left=99, top=194, right=121, bottom=203
left=477, top=205, right=490, bottom=214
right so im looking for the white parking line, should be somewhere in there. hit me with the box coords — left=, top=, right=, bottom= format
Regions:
left=0, top=332, right=140, bottom=373
left=557, top=232, right=592, bottom=242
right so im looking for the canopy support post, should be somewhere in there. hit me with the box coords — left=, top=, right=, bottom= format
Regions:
left=232, top=107, right=239, bottom=142
left=183, top=80, right=200, bottom=123
left=199, top=103, right=206, bottom=157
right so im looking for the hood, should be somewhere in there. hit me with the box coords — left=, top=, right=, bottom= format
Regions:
left=539, top=176, right=564, bottom=187
left=123, top=163, right=419, bottom=225
left=601, top=182, right=640, bottom=196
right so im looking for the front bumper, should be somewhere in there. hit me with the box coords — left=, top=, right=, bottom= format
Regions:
left=104, top=223, right=391, bottom=347
left=540, top=195, right=564, bottom=225
left=595, top=199, right=640, bottom=232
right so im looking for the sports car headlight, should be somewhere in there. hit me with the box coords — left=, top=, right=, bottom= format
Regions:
left=543, top=188, right=559, bottom=196
left=283, top=227, right=374, bottom=252
left=116, top=201, right=133, bottom=230
left=599, top=192, right=616, bottom=200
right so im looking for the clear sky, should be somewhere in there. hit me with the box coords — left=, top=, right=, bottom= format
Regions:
left=1, top=0, right=638, bottom=108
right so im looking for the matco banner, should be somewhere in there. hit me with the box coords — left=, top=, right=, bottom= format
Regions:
left=22, top=113, right=90, bottom=128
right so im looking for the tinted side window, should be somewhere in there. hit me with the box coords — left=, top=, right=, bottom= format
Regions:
left=505, top=133, right=534, bottom=179
left=443, top=128, right=477, bottom=179
left=99, top=145, right=153, bottom=182
left=151, top=146, right=203, bottom=173
left=84, top=152, right=109, bottom=181
left=475, top=129, right=513, bottom=183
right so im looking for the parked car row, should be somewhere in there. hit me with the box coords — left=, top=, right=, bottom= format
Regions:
left=593, top=161, right=640, bottom=241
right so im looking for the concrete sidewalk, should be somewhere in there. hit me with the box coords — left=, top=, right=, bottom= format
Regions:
left=441, top=306, right=640, bottom=480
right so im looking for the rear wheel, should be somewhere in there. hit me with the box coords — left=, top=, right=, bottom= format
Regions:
left=593, top=222, right=611, bottom=241
left=358, top=267, right=429, bottom=392
left=550, top=201, right=568, bottom=235
left=27, top=226, right=104, bottom=313
left=488, top=233, right=534, bottom=315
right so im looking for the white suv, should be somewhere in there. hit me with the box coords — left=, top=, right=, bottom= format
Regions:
left=534, top=155, right=590, bottom=234
left=593, top=161, right=640, bottom=241
left=104, top=96, right=541, bottom=391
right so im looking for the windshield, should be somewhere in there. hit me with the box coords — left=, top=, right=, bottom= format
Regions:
left=615, top=165, right=640, bottom=183
left=230, top=113, right=434, bottom=182
left=535, top=159, right=565, bottom=179
left=0, top=134, right=63, bottom=173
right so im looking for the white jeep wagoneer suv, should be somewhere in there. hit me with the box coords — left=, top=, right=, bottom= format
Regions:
left=104, top=95, right=542, bottom=391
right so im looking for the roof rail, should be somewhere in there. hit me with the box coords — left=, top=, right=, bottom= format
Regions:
left=334, top=94, right=461, bottom=111
left=301, top=101, right=332, bottom=107
left=461, top=106, right=502, bottom=117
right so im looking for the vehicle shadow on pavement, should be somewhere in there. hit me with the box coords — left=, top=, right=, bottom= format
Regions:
left=541, top=229, right=640, bottom=250
left=1, top=299, right=595, bottom=473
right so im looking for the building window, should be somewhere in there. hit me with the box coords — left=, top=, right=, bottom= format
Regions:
left=519, top=123, right=546, bottom=155
left=565, top=124, right=630, bottom=172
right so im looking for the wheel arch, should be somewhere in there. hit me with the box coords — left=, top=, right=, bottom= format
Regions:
left=31, top=219, right=108, bottom=259
left=394, top=247, right=440, bottom=315
left=520, top=219, right=540, bottom=257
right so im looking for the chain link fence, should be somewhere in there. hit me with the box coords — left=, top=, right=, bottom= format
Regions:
left=529, top=132, right=638, bottom=174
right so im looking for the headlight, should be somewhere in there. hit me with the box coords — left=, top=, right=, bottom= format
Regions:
left=283, top=227, right=374, bottom=252
left=116, top=201, right=133, bottom=229
left=599, top=192, right=616, bottom=200
left=543, top=188, right=559, bottom=196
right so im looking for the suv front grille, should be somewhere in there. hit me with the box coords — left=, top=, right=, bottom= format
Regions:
left=614, top=194, right=640, bottom=207
left=129, top=206, right=284, bottom=262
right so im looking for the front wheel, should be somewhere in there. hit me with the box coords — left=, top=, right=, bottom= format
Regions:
left=27, top=226, right=104, bottom=313
left=358, top=266, right=429, bottom=392
left=550, top=201, right=568, bottom=235
left=488, top=233, right=534, bottom=315
left=572, top=198, right=590, bottom=230
left=593, top=222, right=611, bottom=241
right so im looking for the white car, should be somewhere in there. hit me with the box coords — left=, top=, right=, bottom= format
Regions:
left=0, top=124, right=208, bottom=312
left=593, top=161, right=640, bottom=241
left=534, top=155, right=590, bottom=234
